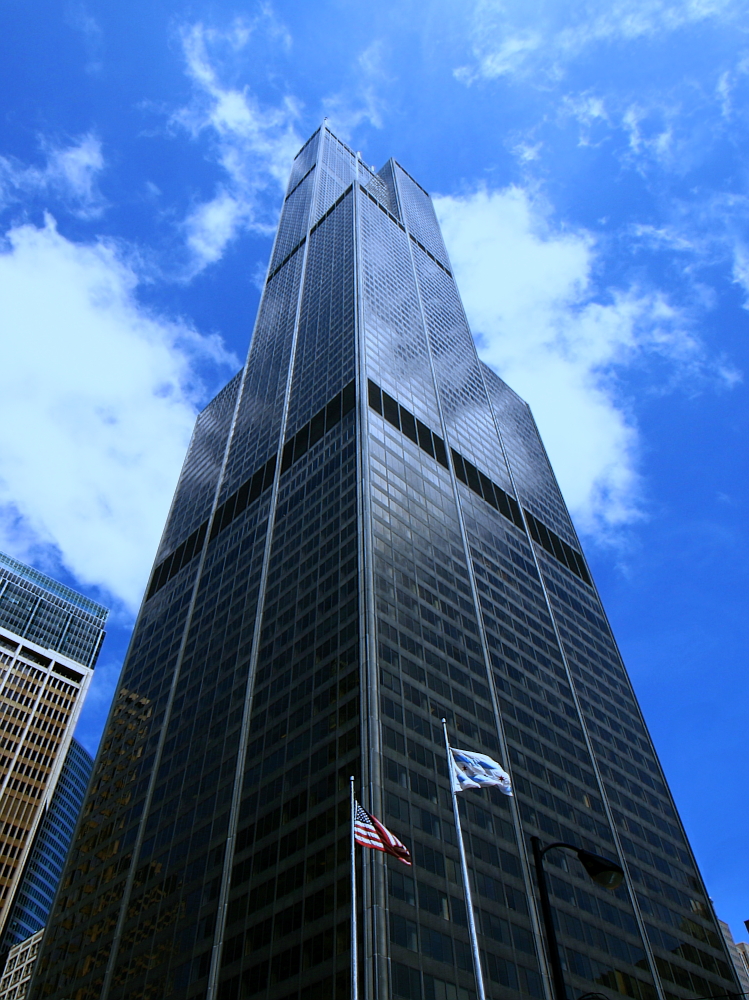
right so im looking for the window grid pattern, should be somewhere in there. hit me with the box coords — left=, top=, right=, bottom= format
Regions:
left=369, top=160, right=400, bottom=218
left=408, top=248, right=513, bottom=494
left=157, top=373, right=242, bottom=560
left=462, top=495, right=660, bottom=1000
left=218, top=414, right=359, bottom=1000
left=0, top=927, right=43, bottom=1000
left=287, top=130, right=320, bottom=191
left=0, top=570, right=105, bottom=669
left=313, top=134, right=357, bottom=223
left=533, top=554, right=733, bottom=998
left=359, top=193, right=442, bottom=429
left=218, top=248, right=305, bottom=503
left=38, top=487, right=273, bottom=999
left=363, top=173, right=393, bottom=213
left=368, top=415, right=543, bottom=999
left=393, top=165, right=451, bottom=271
left=285, top=190, right=356, bottom=438
left=270, top=172, right=316, bottom=273
left=107, top=506, right=272, bottom=999
left=481, top=363, right=578, bottom=548
left=0, top=556, right=105, bottom=622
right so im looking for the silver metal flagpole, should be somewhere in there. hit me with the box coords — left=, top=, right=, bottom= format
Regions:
left=442, top=719, right=487, bottom=1000
left=350, top=775, right=358, bottom=1000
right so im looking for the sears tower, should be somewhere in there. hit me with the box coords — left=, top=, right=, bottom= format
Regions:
left=32, top=126, right=738, bottom=1000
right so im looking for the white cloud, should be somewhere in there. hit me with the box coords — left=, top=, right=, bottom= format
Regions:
left=559, top=93, right=611, bottom=148
left=622, top=103, right=678, bottom=168
left=43, top=135, right=106, bottom=212
left=322, top=41, right=388, bottom=140
left=631, top=191, right=749, bottom=318
left=457, top=0, right=740, bottom=83
left=0, top=216, right=237, bottom=612
left=185, top=187, right=245, bottom=267
left=729, top=239, right=749, bottom=309
left=434, top=186, right=705, bottom=535
left=0, top=134, right=106, bottom=218
left=174, top=18, right=302, bottom=274
left=513, top=141, right=543, bottom=163
left=65, top=5, right=104, bottom=75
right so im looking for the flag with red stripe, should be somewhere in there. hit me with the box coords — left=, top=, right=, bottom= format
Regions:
left=354, top=802, right=411, bottom=865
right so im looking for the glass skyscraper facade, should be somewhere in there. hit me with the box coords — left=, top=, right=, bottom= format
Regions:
left=31, top=125, right=738, bottom=1000
left=0, top=554, right=106, bottom=944
left=0, top=738, right=93, bottom=955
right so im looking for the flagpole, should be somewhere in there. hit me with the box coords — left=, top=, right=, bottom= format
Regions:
left=350, top=776, right=358, bottom=1000
left=442, top=719, right=487, bottom=1000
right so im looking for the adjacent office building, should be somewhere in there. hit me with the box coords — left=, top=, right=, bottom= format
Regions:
left=0, top=739, right=92, bottom=998
left=0, top=738, right=93, bottom=956
left=0, top=553, right=106, bottom=945
left=31, top=126, right=740, bottom=1000
left=0, top=928, right=42, bottom=1000
left=717, top=921, right=749, bottom=997
left=738, top=943, right=749, bottom=992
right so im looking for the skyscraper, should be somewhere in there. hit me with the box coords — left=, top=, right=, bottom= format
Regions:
left=31, top=125, right=739, bottom=1000
left=0, top=553, right=106, bottom=943
left=0, top=738, right=93, bottom=956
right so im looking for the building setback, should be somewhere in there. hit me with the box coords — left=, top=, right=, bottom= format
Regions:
left=31, top=125, right=739, bottom=1000
left=0, top=553, right=106, bottom=944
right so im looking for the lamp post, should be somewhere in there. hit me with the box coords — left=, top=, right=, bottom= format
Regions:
left=531, top=837, right=625, bottom=1000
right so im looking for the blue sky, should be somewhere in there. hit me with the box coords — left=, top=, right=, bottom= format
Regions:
left=1, top=0, right=747, bottom=940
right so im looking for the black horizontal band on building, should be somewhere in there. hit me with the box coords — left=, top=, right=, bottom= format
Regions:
left=358, top=182, right=452, bottom=278
left=267, top=237, right=306, bottom=283
left=284, top=163, right=315, bottom=203
left=366, top=378, right=591, bottom=588
left=209, top=454, right=278, bottom=543
left=269, top=184, right=355, bottom=287
left=146, top=380, right=357, bottom=602
left=450, top=447, right=524, bottom=530
left=359, top=184, right=406, bottom=233
left=280, top=381, right=356, bottom=475
left=367, top=379, right=449, bottom=470
left=524, top=509, right=591, bottom=586
left=292, top=127, right=320, bottom=162
left=309, top=184, right=353, bottom=237
left=409, top=232, right=452, bottom=277
left=148, top=374, right=591, bottom=603
left=145, top=521, right=208, bottom=601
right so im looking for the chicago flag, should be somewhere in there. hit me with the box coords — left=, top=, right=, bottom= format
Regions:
left=450, top=747, right=513, bottom=796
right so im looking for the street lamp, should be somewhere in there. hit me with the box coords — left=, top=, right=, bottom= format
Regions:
left=531, top=837, right=625, bottom=1000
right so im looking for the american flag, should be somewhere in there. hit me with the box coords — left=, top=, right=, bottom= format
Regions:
left=354, top=802, right=412, bottom=865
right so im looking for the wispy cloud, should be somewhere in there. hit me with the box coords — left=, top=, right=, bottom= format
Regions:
left=322, top=40, right=389, bottom=140
left=173, top=16, right=302, bottom=274
left=631, top=190, right=749, bottom=317
left=65, top=5, right=104, bottom=75
left=0, top=134, right=106, bottom=218
left=456, top=0, right=741, bottom=83
left=435, top=185, right=729, bottom=536
left=622, top=102, right=678, bottom=169
left=0, top=215, right=237, bottom=612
